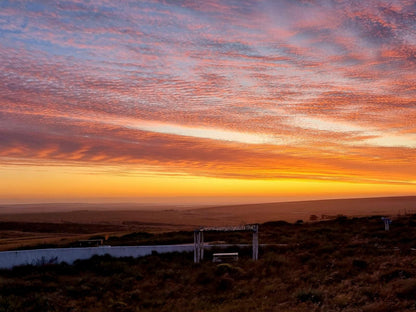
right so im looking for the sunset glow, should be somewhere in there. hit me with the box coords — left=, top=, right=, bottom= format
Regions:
left=1, top=0, right=415, bottom=203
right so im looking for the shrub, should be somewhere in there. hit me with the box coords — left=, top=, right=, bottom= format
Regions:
left=360, top=286, right=380, bottom=302
left=309, top=215, right=318, bottom=221
left=333, top=294, right=351, bottom=308
left=0, top=295, right=23, bottom=312
left=316, top=243, right=336, bottom=255
left=353, top=259, right=368, bottom=269
left=263, top=220, right=290, bottom=227
left=362, top=302, right=393, bottom=312
left=335, top=215, right=348, bottom=222
left=216, top=276, right=234, bottom=291
left=295, top=289, right=323, bottom=304
left=394, top=279, right=416, bottom=299
left=195, top=271, right=213, bottom=285
left=380, top=269, right=413, bottom=282
left=215, top=263, right=245, bottom=278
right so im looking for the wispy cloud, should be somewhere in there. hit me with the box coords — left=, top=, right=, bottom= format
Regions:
left=0, top=0, right=415, bottom=191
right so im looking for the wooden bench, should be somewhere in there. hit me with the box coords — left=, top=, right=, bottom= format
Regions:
left=212, top=252, right=238, bottom=262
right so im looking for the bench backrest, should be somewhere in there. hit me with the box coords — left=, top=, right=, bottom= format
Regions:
left=212, top=252, right=238, bottom=262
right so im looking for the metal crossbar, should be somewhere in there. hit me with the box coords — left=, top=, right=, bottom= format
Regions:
left=198, top=224, right=258, bottom=232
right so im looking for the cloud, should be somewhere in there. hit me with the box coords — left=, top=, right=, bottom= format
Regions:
left=1, top=0, right=415, bottom=187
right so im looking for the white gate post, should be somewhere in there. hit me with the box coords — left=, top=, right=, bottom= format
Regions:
left=194, top=230, right=201, bottom=263
left=200, top=231, right=204, bottom=261
left=252, top=224, right=259, bottom=261
left=382, top=217, right=391, bottom=231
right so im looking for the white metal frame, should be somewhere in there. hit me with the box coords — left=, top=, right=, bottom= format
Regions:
left=194, top=224, right=259, bottom=263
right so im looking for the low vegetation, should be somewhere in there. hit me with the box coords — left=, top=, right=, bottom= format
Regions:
left=2, top=214, right=416, bottom=311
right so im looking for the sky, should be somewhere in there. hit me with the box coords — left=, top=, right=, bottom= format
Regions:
left=0, top=0, right=416, bottom=204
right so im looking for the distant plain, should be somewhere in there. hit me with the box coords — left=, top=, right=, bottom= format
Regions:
left=0, top=196, right=415, bottom=251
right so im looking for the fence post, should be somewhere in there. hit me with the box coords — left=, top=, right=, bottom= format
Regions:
left=252, top=224, right=259, bottom=260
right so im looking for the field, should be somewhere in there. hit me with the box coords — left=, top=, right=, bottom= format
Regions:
left=1, top=196, right=416, bottom=311
left=2, top=213, right=416, bottom=311
left=0, top=196, right=415, bottom=251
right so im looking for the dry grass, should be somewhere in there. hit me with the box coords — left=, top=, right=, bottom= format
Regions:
left=2, top=214, right=416, bottom=311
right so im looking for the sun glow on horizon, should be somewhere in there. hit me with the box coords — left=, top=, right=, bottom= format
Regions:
left=0, top=164, right=414, bottom=205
